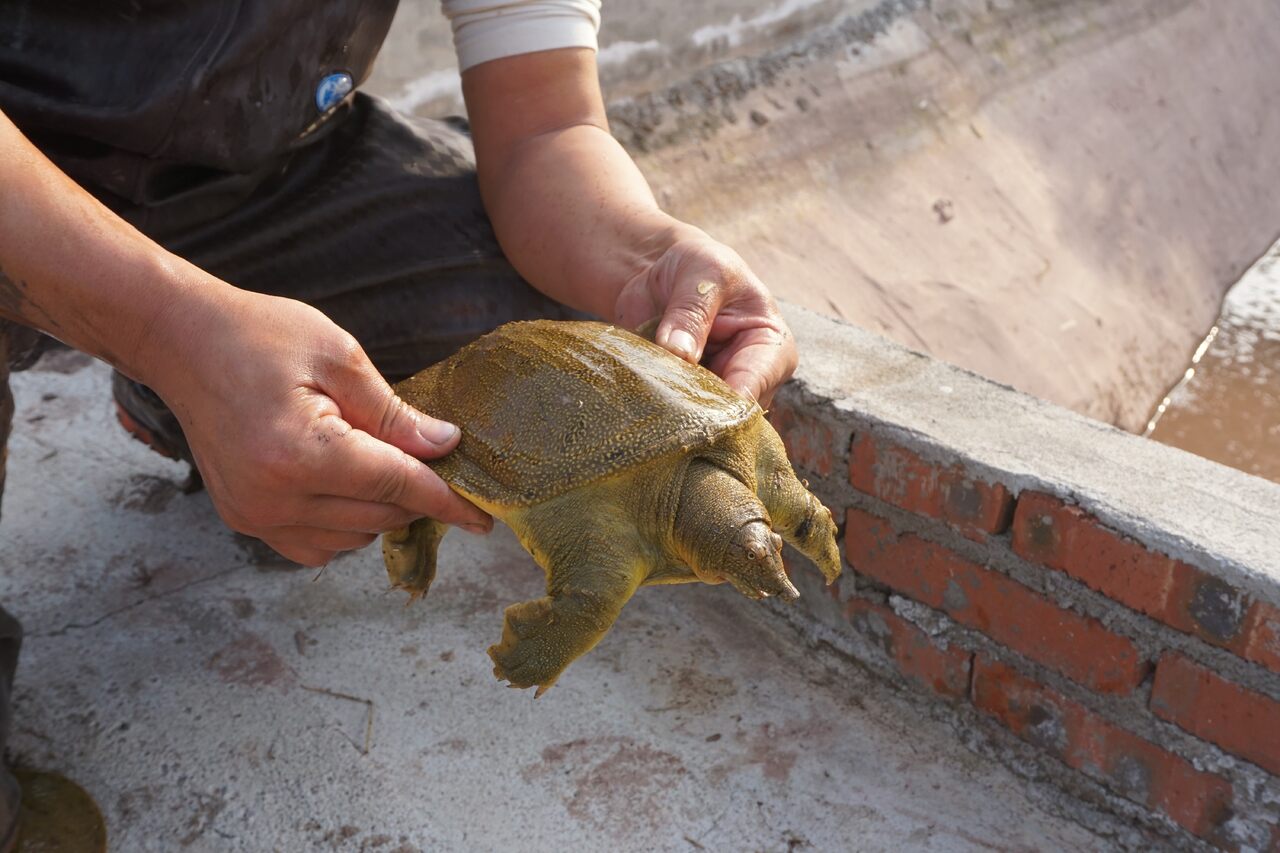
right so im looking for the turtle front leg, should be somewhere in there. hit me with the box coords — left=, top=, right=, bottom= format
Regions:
left=382, top=518, right=449, bottom=601
left=490, top=508, right=648, bottom=696
left=672, top=460, right=798, bottom=601
left=755, top=424, right=842, bottom=584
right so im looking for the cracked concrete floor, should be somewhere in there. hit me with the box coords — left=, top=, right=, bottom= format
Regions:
left=0, top=356, right=1106, bottom=851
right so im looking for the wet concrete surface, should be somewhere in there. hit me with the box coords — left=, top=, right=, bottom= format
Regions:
left=1148, top=237, right=1280, bottom=484
left=0, top=361, right=1108, bottom=850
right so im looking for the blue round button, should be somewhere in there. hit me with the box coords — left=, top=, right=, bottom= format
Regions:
left=315, top=72, right=354, bottom=113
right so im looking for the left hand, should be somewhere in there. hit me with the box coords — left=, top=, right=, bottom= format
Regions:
left=615, top=233, right=797, bottom=408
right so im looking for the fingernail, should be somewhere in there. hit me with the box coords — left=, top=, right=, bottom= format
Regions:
left=420, top=419, right=459, bottom=445
left=463, top=521, right=491, bottom=535
left=665, top=329, right=698, bottom=360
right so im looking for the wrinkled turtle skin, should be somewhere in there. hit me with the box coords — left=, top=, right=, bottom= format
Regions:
left=382, top=320, right=841, bottom=696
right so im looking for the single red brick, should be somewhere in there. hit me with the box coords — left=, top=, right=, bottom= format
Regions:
left=1151, top=654, right=1280, bottom=777
left=848, top=434, right=1013, bottom=536
left=846, top=508, right=1147, bottom=694
left=1162, top=561, right=1261, bottom=654
left=1244, top=603, right=1280, bottom=674
left=768, top=403, right=836, bottom=477
left=1012, top=492, right=1177, bottom=615
left=974, top=658, right=1235, bottom=841
left=846, top=599, right=972, bottom=699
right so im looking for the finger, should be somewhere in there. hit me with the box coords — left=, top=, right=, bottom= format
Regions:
left=706, top=326, right=798, bottom=408
left=655, top=277, right=728, bottom=364
left=327, top=344, right=461, bottom=461
left=315, top=422, right=493, bottom=531
left=262, top=540, right=337, bottom=568
left=304, top=497, right=421, bottom=533
left=268, top=527, right=379, bottom=553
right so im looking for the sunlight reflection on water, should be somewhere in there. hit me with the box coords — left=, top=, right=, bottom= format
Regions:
left=1147, top=240, right=1280, bottom=482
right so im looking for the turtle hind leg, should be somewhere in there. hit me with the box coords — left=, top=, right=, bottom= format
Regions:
left=756, top=424, right=842, bottom=584
left=382, top=518, right=448, bottom=601
left=490, top=507, right=648, bottom=696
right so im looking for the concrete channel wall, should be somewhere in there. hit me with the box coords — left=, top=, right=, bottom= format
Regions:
left=605, top=0, right=1280, bottom=433
left=769, top=305, right=1280, bottom=851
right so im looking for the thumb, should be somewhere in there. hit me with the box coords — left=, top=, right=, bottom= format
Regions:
left=655, top=278, right=725, bottom=365
left=335, top=360, right=460, bottom=461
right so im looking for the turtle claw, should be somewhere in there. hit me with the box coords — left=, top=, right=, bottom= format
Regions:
left=390, top=584, right=428, bottom=606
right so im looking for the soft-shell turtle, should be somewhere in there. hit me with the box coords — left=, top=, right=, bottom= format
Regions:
left=382, top=320, right=841, bottom=695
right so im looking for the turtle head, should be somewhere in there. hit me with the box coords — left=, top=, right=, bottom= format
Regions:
left=721, top=520, right=798, bottom=602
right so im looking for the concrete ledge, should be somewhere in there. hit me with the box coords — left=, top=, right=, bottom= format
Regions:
left=772, top=304, right=1280, bottom=850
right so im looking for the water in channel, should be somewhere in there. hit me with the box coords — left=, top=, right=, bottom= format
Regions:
left=1146, top=237, right=1280, bottom=483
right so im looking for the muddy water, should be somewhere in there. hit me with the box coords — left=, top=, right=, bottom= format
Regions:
left=1146, top=238, right=1280, bottom=483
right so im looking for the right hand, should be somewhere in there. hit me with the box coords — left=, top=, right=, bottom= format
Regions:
left=141, top=287, right=492, bottom=567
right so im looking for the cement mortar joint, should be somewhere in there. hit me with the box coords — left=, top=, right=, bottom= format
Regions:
left=886, top=594, right=952, bottom=641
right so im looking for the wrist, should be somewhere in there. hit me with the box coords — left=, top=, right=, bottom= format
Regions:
left=603, top=217, right=707, bottom=321
left=119, top=252, right=242, bottom=397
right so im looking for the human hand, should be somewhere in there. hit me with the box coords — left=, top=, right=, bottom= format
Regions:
left=142, top=287, right=492, bottom=567
left=614, top=232, right=797, bottom=408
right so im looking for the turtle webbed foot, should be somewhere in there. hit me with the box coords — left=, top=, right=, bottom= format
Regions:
left=489, top=596, right=564, bottom=696
left=489, top=587, right=627, bottom=697
left=382, top=518, right=447, bottom=602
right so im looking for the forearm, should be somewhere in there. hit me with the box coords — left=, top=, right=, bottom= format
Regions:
left=463, top=49, right=702, bottom=322
left=0, top=110, right=229, bottom=387
left=477, top=122, right=699, bottom=321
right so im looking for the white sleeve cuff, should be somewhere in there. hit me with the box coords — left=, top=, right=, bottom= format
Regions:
left=442, top=1, right=603, bottom=72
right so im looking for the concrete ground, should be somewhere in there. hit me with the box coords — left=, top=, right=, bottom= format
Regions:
left=366, top=0, right=860, bottom=114
left=0, top=357, right=1110, bottom=850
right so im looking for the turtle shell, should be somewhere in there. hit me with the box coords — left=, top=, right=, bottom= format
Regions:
left=393, top=320, right=758, bottom=506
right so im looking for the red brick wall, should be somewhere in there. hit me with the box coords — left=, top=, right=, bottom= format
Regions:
left=772, top=407, right=1280, bottom=850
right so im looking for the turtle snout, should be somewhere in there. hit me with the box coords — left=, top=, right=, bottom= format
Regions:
left=776, top=576, right=800, bottom=601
